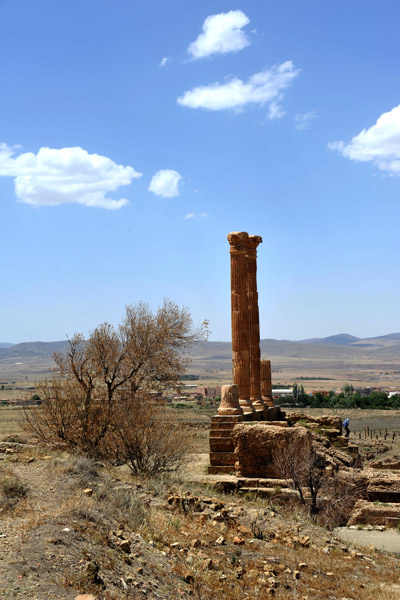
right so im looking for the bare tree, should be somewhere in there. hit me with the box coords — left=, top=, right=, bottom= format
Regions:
left=25, top=300, right=207, bottom=473
left=272, top=437, right=325, bottom=516
left=272, top=437, right=365, bottom=525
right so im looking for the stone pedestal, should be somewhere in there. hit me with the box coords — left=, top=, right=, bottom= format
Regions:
left=227, top=232, right=254, bottom=414
left=261, top=359, right=274, bottom=407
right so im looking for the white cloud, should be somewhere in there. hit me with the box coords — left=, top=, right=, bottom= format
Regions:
left=0, top=143, right=141, bottom=209
left=188, top=10, right=250, bottom=59
left=159, top=57, right=169, bottom=67
left=183, top=212, right=208, bottom=220
left=148, top=169, right=182, bottom=198
left=329, top=105, right=400, bottom=175
left=268, top=101, right=285, bottom=120
left=294, top=111, right=318, bottom=131
left=177, top=61, right=299, bottom=112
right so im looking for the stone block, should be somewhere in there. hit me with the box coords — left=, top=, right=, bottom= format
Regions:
left=209, top=439, right=235, bottom=452
left=209, top=429, right=235, bottom=438
left=209, top=452, right=236, bottom=466
left=232, top=423, right=312, bottom=478
left=207, top=465, right=236, bottom=475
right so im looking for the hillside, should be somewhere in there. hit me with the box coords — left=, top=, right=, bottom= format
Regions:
left=1, top=433, right=400, bottom=600
left=2, top=335, right=400, bottom=388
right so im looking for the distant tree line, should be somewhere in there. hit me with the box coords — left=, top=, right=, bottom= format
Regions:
left=274, top=383, right=400, bottom=410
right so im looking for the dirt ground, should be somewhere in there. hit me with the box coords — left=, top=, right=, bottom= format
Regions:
left=1, top=445, right=400, bottom=600
left=2, top=406, right=400, bottom=599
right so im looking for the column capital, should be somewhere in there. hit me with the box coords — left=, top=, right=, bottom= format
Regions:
left=246, top=235, right=263, bottom=257
left=227, top=231, right=249, bottom=253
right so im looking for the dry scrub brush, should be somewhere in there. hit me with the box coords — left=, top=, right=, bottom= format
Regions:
left=24, top=300, right=207, bottom=475
left=0, top=466, right=28, bottom=513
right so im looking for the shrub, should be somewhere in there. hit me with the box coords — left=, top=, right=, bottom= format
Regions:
left=0, top=470, right=28, bottom=512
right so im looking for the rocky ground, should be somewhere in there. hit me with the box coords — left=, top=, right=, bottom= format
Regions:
left=1, top=442, right=400, bottom=600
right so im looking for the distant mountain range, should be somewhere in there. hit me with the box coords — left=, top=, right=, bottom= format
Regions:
left=0, top=341, right=68, bottom=359
left=298, top=333, right=400, bottom=346
left=1, top=333, right=400, bottom=365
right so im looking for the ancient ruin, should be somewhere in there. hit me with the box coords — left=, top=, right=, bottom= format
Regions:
left=208, top=231, right=400, bottom=530
left=209, top=231, right=281, bottom=474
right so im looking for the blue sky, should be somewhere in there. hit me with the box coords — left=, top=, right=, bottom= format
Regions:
left=1, top=0, right=400, bottom=343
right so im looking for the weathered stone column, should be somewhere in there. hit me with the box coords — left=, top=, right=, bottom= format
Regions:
left=227, top=232, right=253, bottom=413
left=261, top=359, right=274, bottom=407
left=245, top=235, right=264, bottom=410
left=218, top=384, right=243, bottom=415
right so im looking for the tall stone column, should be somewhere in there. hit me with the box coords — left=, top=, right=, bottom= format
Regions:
left=246, top=235, right=264, bottom=409
left=261, top=359, right=274, bottom=407
left=227, top=232, right=253, bottom=413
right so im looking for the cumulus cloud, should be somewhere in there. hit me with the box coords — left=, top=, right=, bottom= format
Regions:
left=148, top=169, right=182, bottom=198
left=294, top=111, right=318, bottom=130
left=159, top=57, right=169, bottom=67
left=177, top=61, right=299, bottom=112
left=0, top=143, right=141, bottom=209
left=329, top=105, right=400, bottom=175
left=183, top=212, right=208, bottom=220
left=188, top=10, right=250, bottom=59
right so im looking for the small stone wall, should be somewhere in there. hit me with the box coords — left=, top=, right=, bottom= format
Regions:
left=287, top=413, right=342, bottom=434
left=348, top=500, right=400, bottom=527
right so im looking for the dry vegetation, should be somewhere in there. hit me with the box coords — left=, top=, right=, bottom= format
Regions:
left=23, top=301, right=207, bottom=476
left=1, top=402, right=400, bottom=598
left=2, top=304, right=400, bottom=598
left=1, top=444, right=400, bottom=599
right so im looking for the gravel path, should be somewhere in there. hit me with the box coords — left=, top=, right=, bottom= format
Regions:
left=335, top=527, right=400, bottom=554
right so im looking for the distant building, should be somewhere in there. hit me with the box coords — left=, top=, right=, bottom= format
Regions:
left=194, top=386, right=221, bottom=398
left=272, top=388, right=292, bottom=398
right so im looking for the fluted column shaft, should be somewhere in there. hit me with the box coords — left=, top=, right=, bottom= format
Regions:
left=246, top=236, right=264, bottom=408
left=261, top=359, right=274, bottom=407
left=227, top=232, right=253, bottom=413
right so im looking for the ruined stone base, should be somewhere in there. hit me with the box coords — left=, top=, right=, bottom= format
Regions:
left=348, top=500, right=400, bottom=527
left=232, top=423, right=312, bottom=478
left=207, top=406, right=288, bottom=474
left=208, top=415, right=244, bottom=475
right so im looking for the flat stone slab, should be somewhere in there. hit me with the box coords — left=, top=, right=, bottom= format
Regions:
left=239, top=487, right=298, bottom=498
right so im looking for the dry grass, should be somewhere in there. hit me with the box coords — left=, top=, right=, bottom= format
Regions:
left=0, top=406, right=27, bottom=440
left=1, top=445, right=400, bottom=599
